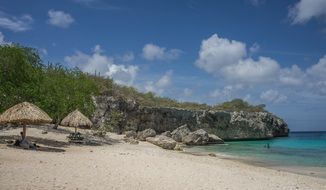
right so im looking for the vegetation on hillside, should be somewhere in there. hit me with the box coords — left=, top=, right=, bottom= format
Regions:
left=0, top=45, right=98, bottom=124
left=0, top=45, right=266, bottom=124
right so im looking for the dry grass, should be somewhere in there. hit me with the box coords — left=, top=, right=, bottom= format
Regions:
left=60, top=109, right=92, bottom=128
left=0, top=102, right=52, bottom=125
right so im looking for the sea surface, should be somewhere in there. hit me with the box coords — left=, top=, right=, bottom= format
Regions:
left=188, top=132, right=326, bottom=178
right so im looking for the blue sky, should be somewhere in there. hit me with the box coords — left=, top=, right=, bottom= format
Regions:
left=1, top=0, right=326, bottom=131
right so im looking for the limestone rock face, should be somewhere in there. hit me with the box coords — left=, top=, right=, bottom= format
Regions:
left=208, top=134, right=224, bottom=144
left=137, top=128, right=156, bottom=141
left=92, top=96, right=289, bottom=140
left=182, top=129, right=209, bottom=145
left=171, top=124, right=191, bottom=142
left=161, top=131, right=172, bottom=138
left=146, top=135, right=177, bottom=150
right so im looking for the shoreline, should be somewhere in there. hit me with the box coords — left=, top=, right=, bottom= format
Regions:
left=1, top=126, right=326, bottom=190
left=183, top=148, right=326, bottom=179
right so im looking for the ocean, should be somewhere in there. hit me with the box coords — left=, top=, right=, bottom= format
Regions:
left=188, top=132, right=326, bottom=178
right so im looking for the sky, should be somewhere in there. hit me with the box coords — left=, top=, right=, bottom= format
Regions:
left=0, top=0, right=326, bottom=131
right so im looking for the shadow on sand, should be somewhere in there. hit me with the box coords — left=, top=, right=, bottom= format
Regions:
left=6, top=144, right=66, bottom=152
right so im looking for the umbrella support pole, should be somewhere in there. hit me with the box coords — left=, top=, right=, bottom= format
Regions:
left=22, top=124, right=26, bottom=140
left=75, top=127, right=77, bottom=134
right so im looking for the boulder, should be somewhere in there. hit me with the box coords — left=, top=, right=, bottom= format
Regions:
left=208, top=134, right=224, bottom=144
left=161, top=131, right=172, bottom=137
left=137, top=128, right=156, bottom=141
left=171, top=124, right=191, bottom=142
left=146, top=135, right=177, bottom=150
left=174, top=142, right=186, bottom=151
left=123, top=138, right=139, bottom=144
left=124, top=130, right=137, bottom=139
left=182, top=129, right=209, bottom=145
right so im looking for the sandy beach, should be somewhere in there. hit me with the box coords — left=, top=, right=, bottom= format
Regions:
left=1, top=126, right=326, bottom=190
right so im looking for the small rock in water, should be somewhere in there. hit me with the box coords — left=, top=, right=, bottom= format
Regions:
left=208, top=153, right=216, bottom=157
left=182, top=129, right=209, bottom=145
left=41, top=131, right=48, bottom=134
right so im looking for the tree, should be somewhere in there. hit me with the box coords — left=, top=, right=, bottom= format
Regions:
left=0, top=45, right=44, bottom=112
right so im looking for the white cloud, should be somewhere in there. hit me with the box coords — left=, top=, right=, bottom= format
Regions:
left=196, top=34, right=280, bottom=84
left=145, top=70, right=173, bottom=95
left=142, top=43, right=182, bottom=61
left=223, top=57, right=280, bottom=84
left=64, top=46, right=111, bottom=74
left=0, top=32, right=4, bottom=44
left=119, top=51, right=134, bottom=62
left=106, top=64, right=138, bottom=85
left=0, top=12, right=33, bottom=32
left=47, top=10, right=75, bottom=28
left=249, top=43, right=260, bottom=54
left=64, top=45, right=138, bottom=85
left=183, top=88, right=192, bottom=97
left=210, top=85, right=244, bottom=99
left=93, top=44, right=103, bottom=53
left=288, top=0, right=326, bottom=24
left=0, top=32, right=10, bottom=45
left=280, top=65, right=305, bottom=86
left=311, top=81, right=326, bottom=96
left=195, top=34, right=326, bottom=102
left=209, top=89, right=223, bottom=99
left=196, top=34, right=246, bottom=74
left=306, top=55, right=326, bottom=95
left=244, top=94, right=252, bottom=102
left=307, top=55, right=326, bottom=80
left=260, top=90, right=288, bottom=103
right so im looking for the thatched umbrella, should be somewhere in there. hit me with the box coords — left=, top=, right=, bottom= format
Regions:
left=60, top=109, right=92, bottom=133
left=0, top=102, right=52, bottom=140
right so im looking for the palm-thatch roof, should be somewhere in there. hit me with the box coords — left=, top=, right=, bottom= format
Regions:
left=0, top=102, right=52, bottom=125
left=60, top=109, right=92, bottom=128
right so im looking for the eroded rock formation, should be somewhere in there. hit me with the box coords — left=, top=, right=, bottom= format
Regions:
left=92, top=96, right=289, bottom=140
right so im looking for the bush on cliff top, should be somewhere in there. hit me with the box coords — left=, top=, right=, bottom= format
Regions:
left=0, top=45, right=266, bottom=122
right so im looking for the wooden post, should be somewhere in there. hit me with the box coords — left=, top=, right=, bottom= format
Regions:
left=22, top=124, right=26, bottom=140
left=75, top=126, right=77, bottom=133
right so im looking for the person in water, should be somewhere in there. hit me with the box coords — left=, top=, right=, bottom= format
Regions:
left=264, top=143, right=270, bottom=149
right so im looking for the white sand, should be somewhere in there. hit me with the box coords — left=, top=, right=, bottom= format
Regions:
left=1, top=126, right=326, bottom=190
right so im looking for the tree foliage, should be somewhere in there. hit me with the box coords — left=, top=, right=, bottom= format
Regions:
left=0, top=45, right=44, bottom=111
left=0, top=45, right=98, bottom=124
left=0, top=44, right=266, bottom=125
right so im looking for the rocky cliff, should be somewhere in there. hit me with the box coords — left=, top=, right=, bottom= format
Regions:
left=92, top=96, right=289, bottom=140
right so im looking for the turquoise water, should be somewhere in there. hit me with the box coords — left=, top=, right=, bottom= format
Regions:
left=189, top=132, right=326, bottom=167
